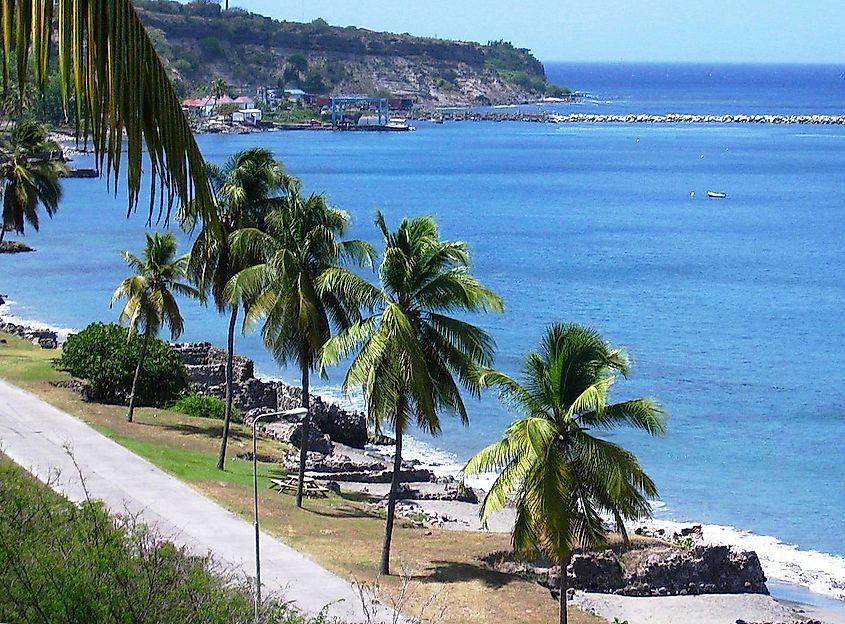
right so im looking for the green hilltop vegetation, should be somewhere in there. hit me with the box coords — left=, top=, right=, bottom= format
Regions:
left=132, top=0, right=570, bottom=107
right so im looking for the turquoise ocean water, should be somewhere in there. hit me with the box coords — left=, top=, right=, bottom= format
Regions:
left=1, top=63, right=844, bottom=607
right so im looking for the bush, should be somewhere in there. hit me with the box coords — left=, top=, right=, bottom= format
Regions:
left=0, top=460, right=308, bottom=623
left=198, top=36, right=225, bottom=60
left=55, top=323, right=188, bottom=407
left=170, top=393, right=239, bottom=422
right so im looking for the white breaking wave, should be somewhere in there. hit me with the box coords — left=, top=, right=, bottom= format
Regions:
left=0, top=300, right=77, bottom=342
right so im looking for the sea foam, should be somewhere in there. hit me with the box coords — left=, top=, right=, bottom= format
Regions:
left=0, top=300, right=77, bottom=342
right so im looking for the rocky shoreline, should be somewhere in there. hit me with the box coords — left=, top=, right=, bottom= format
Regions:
left=2, top=312, right=843, bottom=623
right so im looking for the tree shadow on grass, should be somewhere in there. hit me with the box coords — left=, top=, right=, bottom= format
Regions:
left=302, top=501, right=385, bottom=521
left=412, top=560, right=521, bottom=589
left=159, top=421, right=250, bottom=442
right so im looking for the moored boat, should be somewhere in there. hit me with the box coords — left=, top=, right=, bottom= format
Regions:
left=707, top=191, right=727, bottom=198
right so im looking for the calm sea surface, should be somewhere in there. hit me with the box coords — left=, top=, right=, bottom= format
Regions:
left=2, top=63, right=844, bottom=604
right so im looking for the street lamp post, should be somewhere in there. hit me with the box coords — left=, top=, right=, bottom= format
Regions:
left=252, top=406, right=308, bottom=623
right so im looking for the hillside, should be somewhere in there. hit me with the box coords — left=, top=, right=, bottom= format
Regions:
left=133, top=0, right=569, bottom=107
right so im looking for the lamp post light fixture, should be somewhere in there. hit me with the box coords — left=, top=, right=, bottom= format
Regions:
left=252, top=406, right=308, bottom=622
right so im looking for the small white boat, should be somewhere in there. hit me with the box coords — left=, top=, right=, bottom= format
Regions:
left=707, top=191, right=727, bottom=199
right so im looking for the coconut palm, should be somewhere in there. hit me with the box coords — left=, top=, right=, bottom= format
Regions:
left=462, top=323, right=667, bottom=624
left=209, top=78, right=229, bottom=114
left=320, top=212, right=503, bottom=574
left=227, top=177, right=375, bottom=507
left=112, top=232, right=199, bottom=423
left=2, top=1, right=213, bottom=222
left=187, top=148, right=286, bottom=471
left=0, top=120, right=67, bottom=242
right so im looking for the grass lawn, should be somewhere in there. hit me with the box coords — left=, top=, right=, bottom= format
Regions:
left=0, top=332, right=604, bottom=624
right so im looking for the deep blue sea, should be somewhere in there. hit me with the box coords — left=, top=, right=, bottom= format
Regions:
left=2, top=63, right=845, bottom=606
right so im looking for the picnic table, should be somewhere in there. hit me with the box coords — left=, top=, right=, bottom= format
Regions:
left=269, top=475, right=330, bottom=498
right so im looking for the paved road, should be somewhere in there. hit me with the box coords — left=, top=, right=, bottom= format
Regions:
left=0, top=379, right=397, bottom=623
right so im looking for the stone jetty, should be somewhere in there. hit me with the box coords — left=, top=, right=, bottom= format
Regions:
left=410, top=110, right=845, bottom=125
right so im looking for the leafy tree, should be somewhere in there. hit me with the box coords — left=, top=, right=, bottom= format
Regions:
left=283, top=54, right=308, bottom=87
left=199, top=37, right=225, bottom=61
left=187, top=148, right=286, bottom=470
left=321, top=213, right=503, bottom=573
left=3, top=1, right=214, bottom=223
left=111, top=232, right=199, bottom=423
left=56, top=323, right=188, bottom=406
left=462, top=323, right=667, bottom=624
left=228, top=177, right=374, bottom=507
left=0, top=120, right=67, bottom=243
left=301, top=70, right=326, bottom=94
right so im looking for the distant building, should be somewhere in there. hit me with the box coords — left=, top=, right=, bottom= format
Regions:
left=233, top=96, right=256, bottom=110
left=182, top=95, right=256, bottom=117
left=284, top=88, right=306, bottom=103
left=232, top=108, right=263, bottom=125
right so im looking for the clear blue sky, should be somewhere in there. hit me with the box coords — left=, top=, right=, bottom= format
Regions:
left=205, top=0, right=845, bottom=63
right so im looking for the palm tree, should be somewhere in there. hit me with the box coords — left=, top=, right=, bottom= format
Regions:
left=321, top=213, right=503, bottom=574
left=228, top=177, right=375, bottom=507
left=112, top=232, right=199, bottom=423
left=3, top=2, right=213, bottom=222
left=187, top=148, right=286, bottom=471
left=0, top=120, right=67, bottom=243
left=209, top=78, right=229, bottom=114
left=462, top=323, right=667, bottom=624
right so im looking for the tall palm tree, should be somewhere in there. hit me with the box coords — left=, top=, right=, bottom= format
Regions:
left=321, top=213, right=503, bottom=574
left=462, top=323, right=667, bottom=624
left=111, top=232, right=199, bottom=423
left=0, top=120, right=67, bottom=242
left=187, top=148, right=286, bottom=471
left=209, top=78, right=228, bottom=114
left=228, top=177, right=375, bottom=507
left=2, top=1, right=213, bottom=222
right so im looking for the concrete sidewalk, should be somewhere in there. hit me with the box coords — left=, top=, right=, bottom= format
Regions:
left=0, top=379, right=398, bottom=623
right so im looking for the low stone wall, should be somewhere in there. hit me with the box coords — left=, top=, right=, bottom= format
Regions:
left=171, top=342, right=368, bottom=449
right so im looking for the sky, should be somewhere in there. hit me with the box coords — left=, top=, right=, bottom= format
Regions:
left=204, top=0, right=845, bottom=64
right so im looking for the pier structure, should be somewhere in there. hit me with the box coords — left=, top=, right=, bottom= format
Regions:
left=330, top=95, right=389, bottom=128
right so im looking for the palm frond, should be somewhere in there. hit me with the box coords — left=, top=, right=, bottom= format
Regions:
left=2, top=0, right=213, bottom=222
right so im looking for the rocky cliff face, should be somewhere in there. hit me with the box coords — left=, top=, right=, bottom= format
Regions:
left=134, top=1, right=556, bottom=107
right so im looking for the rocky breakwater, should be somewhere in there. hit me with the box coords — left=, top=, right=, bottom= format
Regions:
left=171, top=342, right=367, bottom=448
left=487, top=541, right=768, bottom=600
left=411, top=110, right=845, bottom=125
left=549, top=113, right=845, bottom=125
left=0, top=318, right=59, bottom=349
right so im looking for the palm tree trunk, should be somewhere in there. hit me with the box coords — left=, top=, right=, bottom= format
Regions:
left=295, top=362, right=311, bottom=508
left=379, top=427, right=403, bottom=576
left=559, top=551, right=571, bottom=624
left=127, top=332, right=151, bottom=423
left=216, top=305, right=239, bottom=471
left=0, top=225, right=6, bottom=244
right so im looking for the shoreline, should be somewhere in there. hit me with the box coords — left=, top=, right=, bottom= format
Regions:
left=3, top=301, right=845, bottom=623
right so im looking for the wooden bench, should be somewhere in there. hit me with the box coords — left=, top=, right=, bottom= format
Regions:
left=269, top=476, right=330, bottom=498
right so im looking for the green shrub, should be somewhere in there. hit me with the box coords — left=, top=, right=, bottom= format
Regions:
left=0, top=460, right=308, bottom=623
left=55, top=323, right=188, bottom=407
left=170, top=393, right=239, bottom=422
